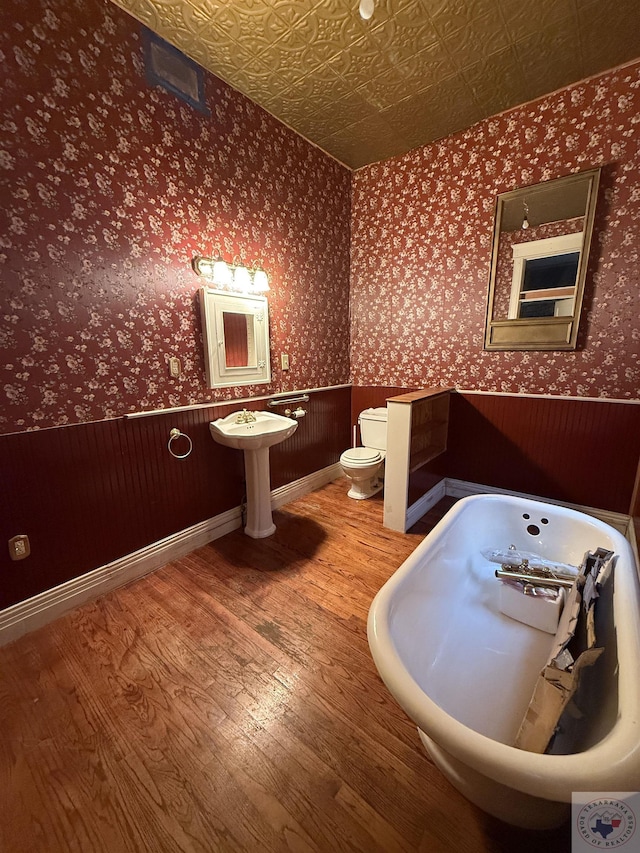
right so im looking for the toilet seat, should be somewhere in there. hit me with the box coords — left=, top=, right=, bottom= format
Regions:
left=340, top=447, right=383, bottom=467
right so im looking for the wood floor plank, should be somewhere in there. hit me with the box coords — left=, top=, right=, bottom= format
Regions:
left=1, top=481, right=571, bottom=852
left=155, top=556, right=426, bottom=778
left=82, top=583, right=402, bottom=851
left=55, top=603, right=297, bottom=851
left=136, top=578, right=439, bottom=815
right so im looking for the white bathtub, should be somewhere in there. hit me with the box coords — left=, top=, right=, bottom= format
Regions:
left=367, top=494, right=640, bottom=829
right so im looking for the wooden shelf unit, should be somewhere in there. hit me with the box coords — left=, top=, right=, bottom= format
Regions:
left=383, top=387, right=452, bottom=532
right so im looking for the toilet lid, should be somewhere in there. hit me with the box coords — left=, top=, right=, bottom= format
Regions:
left=341, top=447, right=382, bottom=465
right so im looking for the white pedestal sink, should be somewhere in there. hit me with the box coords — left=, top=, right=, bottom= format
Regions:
left=209, top=411, right=298, bottom=538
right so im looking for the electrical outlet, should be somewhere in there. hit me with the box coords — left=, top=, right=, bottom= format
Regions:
left=168, top=356, right=181, bottom=378
left=9, top=534, right=30, bottom=561
left=281, top=353, right=290, bottom=370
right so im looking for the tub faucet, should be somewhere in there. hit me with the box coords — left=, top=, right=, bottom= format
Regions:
left=235, top=409, right=256, bottom=424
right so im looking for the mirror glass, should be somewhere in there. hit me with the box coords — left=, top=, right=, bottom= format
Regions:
left=199, top=288, right=271, bottom=388
left=485, top=168, right=600, bottom=351
left=222, top=311, right=254, bottom=368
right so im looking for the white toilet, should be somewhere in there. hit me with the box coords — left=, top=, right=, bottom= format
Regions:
left=340, top=407, right=388, bottom=500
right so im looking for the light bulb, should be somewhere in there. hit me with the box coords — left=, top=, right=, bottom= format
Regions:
left=359, top=0, right=374, bottom=20
left=197, top=258, right=215, bottom=277
left=212, top=257, right=232, bottom=286
left=253, top=268, right=270, bottom=292
left=233, top=264, right=252, bottom=292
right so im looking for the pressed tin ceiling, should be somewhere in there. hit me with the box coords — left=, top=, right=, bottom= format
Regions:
left=110, top=0, right=640, bottom=169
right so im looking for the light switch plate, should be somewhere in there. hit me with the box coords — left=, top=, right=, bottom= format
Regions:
left=281, top=353, right=290, bottom=370
left=168, top=356, right=181, bottom=378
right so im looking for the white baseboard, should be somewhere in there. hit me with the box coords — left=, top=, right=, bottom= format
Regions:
left=0, top=507, right=242, bottom=648
left=406, top=479, right=447, bottom=530
left=0, top=462, right=342, bottom=647
left=271, top=462, right=343, bottom=509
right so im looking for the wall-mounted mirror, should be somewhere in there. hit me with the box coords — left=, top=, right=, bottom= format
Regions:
left=199, top=288, right=271, bottom=388
left=484, top=168, right=600, bottom=351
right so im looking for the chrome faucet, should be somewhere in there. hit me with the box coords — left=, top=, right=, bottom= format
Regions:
left=235, top=408, right=257, bottom=424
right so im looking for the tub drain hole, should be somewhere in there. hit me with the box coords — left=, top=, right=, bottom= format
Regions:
left=526, top=524, right=541, bottom=536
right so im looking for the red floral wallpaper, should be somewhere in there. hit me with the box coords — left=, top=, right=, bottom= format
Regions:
left=351, top=61, right=640, bottom=400
left=0, top=0, right=351, bottom=434
left=2, top=0, right=638, bottom=439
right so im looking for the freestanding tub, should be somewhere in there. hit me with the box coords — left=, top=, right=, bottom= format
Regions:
left=367, top=494, right=640, bottom=829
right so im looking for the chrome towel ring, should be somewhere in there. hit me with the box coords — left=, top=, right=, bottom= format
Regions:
left=168, top=427, right=193, bottom=459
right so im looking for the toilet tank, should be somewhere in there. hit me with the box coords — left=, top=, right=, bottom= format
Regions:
left=358, top=407, right=388, bottom=450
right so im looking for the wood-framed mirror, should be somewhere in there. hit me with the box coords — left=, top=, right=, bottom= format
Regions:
left=484, top=168, right=601, bottom=351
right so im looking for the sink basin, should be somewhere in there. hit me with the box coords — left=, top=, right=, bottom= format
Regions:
left=210, top=410, right=298, bottom=450
left=209, top=410, right=298, bottom=539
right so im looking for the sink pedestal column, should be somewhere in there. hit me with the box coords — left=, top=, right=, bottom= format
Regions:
left=209, top=410, right=297, bottom=538
left=243, top=448, right=276, bottom=538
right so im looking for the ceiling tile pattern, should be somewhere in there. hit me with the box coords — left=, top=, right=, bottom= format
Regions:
left=111, top=0, right=640, bottom=168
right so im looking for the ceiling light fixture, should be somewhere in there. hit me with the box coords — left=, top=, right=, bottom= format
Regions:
left=359, top=0, right=375, bottom=20
left=522, top=201, right=530, bottom=230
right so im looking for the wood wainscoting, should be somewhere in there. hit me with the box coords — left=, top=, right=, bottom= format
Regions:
left=442, top=392, right=640, bottom=515
left=352, top=386, right=640, bottom=516
left=0, top=480, right=570, bottom=853
left=0, top=386, right=351, bottom=610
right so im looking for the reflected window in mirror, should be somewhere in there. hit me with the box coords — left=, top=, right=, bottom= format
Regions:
left=485, top=169, right=600, bottom=351
left=508, top=232, right=583, bottom=319
left=199, top=288, right=271, bottom=388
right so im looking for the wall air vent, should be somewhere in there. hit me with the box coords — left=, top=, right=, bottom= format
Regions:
left=142, top=27, right=209, bottom=115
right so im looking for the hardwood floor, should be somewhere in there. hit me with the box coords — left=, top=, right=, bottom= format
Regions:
left=1, top=480, right=571, bottom=852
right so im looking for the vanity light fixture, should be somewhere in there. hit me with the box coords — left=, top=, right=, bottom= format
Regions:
left=521, top=201, right=530, bottom=230
left=192, top=255, right=270, bottom=293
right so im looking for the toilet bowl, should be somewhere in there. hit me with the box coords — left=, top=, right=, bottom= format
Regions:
left=339, top=446, right=385, bottom=499
left=340, top=407, right=387, bottom=500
